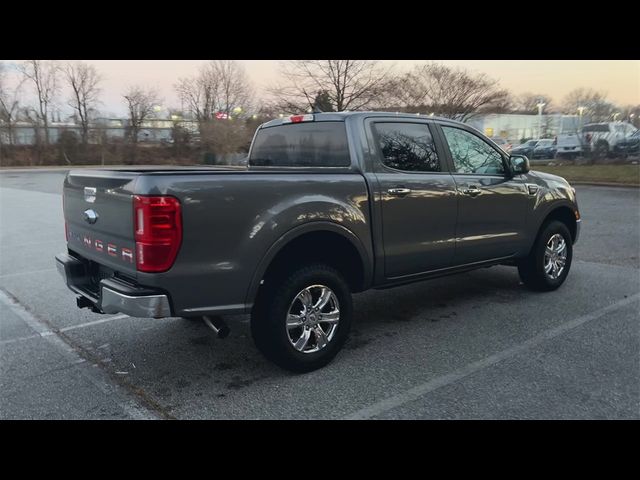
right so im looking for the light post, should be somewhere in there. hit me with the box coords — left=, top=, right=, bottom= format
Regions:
left=537, top=102, right=546, bottom=139
left=577, top=106, right=585, bottom=132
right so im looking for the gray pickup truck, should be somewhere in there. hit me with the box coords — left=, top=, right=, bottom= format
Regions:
left=56, top=112, right=581, bottom=372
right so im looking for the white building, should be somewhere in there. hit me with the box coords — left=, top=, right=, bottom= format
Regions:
left=466, top=114, right=587, bottom=143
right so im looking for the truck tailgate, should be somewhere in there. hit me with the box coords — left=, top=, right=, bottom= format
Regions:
left=64, top=170, right=139, bottom=276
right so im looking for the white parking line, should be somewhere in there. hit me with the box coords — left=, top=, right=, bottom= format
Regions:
left=0, top=314, right=129, bottom=346
left=0, top=289, right=157, bottom=419
left=344, top=292, right=640, bottom=420
left=0, top=267, right=57, bottom=279
left=59, top=314, right=129, bottom=332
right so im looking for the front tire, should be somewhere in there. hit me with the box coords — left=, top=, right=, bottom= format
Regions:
left=251, top=264, right=353, bottom=373
left=518, top=220, right=573, bottom=291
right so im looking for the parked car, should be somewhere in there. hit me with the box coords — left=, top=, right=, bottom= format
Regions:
left=56, top=112, right=581, bottom=373
left=614, top=128, right=640, bottom=156
left=511, top=139, right=539, bottom=158
left=581, top=122, right=638, bottom=158
left=555, top=133, right=582, bottom=159
left=491, top=136, right=512, bottom=153
left=532, top=139, right=557, bottom=159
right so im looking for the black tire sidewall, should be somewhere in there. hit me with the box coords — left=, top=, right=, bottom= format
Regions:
left=251, top=264, right=352, bottom=373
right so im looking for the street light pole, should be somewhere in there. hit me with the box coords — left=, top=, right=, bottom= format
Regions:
left=578, top=106, right=585, bottom=132
left=537, top=102, right=546, bottom=139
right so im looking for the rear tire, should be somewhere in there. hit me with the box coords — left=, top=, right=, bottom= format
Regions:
left=518, top=221, right=573, bottom=291
left=251, top=263, right=352, bottom=373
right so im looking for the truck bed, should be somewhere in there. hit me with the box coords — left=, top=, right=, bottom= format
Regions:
left=63, top=167, right=373, bottom=316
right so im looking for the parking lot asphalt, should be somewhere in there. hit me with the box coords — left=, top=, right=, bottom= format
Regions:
left=0, top=170, right=638, bottom=419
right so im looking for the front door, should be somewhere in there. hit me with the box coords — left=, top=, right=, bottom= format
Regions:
left=438, top=124, right=529, bottom=265
left=370, top=120, right=459, bottom=279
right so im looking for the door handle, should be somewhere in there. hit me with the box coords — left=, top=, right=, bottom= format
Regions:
left=387, top=187, right=412, bottom=196
left=462, top=186, right=482, bottom=197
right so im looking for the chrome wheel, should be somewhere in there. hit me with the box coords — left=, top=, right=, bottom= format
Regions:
left=544, top=233, right=567, bottom=280
left=286, top=284, right=340, bottom=354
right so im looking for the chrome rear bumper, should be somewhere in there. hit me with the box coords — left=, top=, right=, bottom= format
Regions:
left=55, top=252, right=172, bottom=319
left=101, top=287, right=171, bottom=318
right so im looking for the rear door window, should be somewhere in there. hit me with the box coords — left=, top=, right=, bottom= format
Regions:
left=373, top=122, right=441, bottom=172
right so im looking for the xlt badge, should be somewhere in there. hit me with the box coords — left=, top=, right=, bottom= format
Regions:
left=84, top=187, right=96, bottom=203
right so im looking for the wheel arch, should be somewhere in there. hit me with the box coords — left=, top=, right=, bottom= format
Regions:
left=528, top=204, right=578, bottom=254
left=245, top=222, right=373, bottom=307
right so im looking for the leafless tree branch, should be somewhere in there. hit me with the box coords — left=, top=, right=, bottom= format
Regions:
left=18, top=60, right=60, bottom=145
left=64, top=62, right=102, bottom=145
left=266, top=60, right=395, bottom=114
left=122, top=85, right=161, bottom=145
left=0, top=62, right=25, bottom=146
left=389, top=63, right=510, bottom=121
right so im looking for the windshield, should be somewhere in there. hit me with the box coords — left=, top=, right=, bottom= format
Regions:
left=537, top=140, right=553, bottom=147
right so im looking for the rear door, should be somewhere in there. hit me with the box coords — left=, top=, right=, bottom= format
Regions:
left=367, top=118, right=458, bottom=279
left=64, top=171, right=138, bottom=275
left=436, top=123, right=529, bottom=265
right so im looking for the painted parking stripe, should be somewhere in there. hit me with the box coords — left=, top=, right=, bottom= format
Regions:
left=344, top=292, right=640, bottom=420
left=0, top=289, right=158, bottom=420
left=59, top=314, right=129, bottom=332
left=0, top=268, right=57, bottom=279
left=0, top=314, right=130, bottom=346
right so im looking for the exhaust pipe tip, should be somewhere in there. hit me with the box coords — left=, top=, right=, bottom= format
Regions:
left=202, top=315, right=230, bottom=339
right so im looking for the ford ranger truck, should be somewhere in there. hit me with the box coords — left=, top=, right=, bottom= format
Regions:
left=56, top=112, right=581, bottom=372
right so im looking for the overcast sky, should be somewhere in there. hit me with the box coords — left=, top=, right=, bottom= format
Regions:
left=2, top=60, right=638, bottom=117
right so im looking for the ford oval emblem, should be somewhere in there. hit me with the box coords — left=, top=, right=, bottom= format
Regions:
left=83, top=209, right=99, bottom=225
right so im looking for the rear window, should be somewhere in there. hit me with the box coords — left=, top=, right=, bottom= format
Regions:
left=582, top=124, right=610, bottom=132
left=249, top=122, right=350, bottom=167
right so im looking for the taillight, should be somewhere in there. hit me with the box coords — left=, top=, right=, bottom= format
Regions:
left=133, top=195, right=182, bottom=272
left=282, top=114, right=314, bottom=124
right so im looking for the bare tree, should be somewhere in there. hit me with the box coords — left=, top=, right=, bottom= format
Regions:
left=514, top=92, right=554, bottom=114
left=18, top=60, right=60, bottom=145
left=562, top=88, right=616, bottom=122
left=122, top=85, right=161, bottom=145
left=391, top=63, right=510, bottom=121
left=0, top=62, right=25, bottom=146
left=175, top=60, right=252, bottom=127
left=267, top=60, right=394, bottom=113
left=64, top=62, right=102, bottom=145
left=619, top=104, right=640, bottom=128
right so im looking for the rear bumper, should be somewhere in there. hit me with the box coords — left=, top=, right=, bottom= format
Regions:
left=55, top=252, right=172, bottom=318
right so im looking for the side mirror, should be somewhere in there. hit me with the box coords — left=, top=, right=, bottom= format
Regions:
left=509, top=154, right=530, bottom=176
